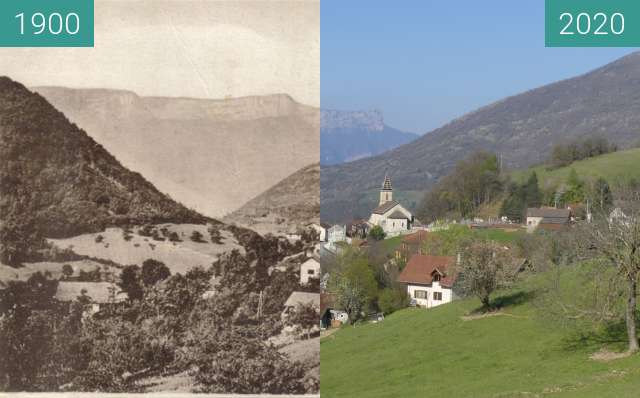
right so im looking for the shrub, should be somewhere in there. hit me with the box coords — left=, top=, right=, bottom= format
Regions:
left=190, top=230, right=205, bottom=243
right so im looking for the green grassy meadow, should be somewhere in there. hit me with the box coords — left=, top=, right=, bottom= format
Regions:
left=321, top=274, right=640, bottom=397
left=511, top=148, right=640, bottom=190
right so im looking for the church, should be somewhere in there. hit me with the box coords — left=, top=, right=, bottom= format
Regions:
left=368, top=174, right=414, bottom=235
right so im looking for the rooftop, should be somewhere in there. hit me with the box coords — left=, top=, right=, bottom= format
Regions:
left=526, top=207, right=571, bottom=222
left=397, top=255, right=457, bottom=287
left=372, top=200, right=400, bottom=215
left=284, top=291, right=320, bottom=308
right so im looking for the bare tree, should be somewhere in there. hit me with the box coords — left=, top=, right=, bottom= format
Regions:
left=580, top=184, right=640, bottom=353
left=457, top=240, right=516, bottom=311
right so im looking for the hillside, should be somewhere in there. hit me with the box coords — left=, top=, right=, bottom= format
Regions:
left=321, top=278, right=640, bottom=397
left=225, top=163, right=319, bottom=235
left=0, top=77, right=206, bottom=264
left=322, top=52, right=640, bottom=222
left=33, top=86, right=319, bottom=217
left=512, top=147, right=640, bottom=191
left=321, top=109, right=417, bottom=165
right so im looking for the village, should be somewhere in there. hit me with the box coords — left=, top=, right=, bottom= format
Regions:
left=317, top=167, right=630, bottom=331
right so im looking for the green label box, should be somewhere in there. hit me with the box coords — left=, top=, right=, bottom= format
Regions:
left=0, top=0, right=93, bottom=47
left=546, top=0, right=640, bottom=47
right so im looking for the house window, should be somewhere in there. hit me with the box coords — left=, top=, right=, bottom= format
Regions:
left=307, top=269, right=315, bottom=275
left=433, top=274, right=441, bottom=282
left=414, top=290, right=427, bottom=299
left=433, top=292, right=443, bottom=301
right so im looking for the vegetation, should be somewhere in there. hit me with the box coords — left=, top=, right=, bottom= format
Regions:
left=323, top=179, right=640, bottom=397
left=320, top=278, right=640, bottom=398
left=368, top=225, right=386, bottom=241
left=547, top=137, right=617, bottom=169
left=0, top=77, right=205, bottom=266
left=456, top=240, right=516, bottom=310
left=500, top=172, right=542, bottom=222
left=418, top=151, right=502, bottom=222
left=0, top=227, right=318, bottom=393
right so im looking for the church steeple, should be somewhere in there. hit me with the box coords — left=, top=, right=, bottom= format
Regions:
left=379, top=173, right=393, bottom=205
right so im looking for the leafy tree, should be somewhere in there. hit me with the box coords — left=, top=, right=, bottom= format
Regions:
left=141, top=259, right=171, bottom=286
left=190, top=230, right=205, bottom=243
left=208, top=225, right=223, bottom=244
left=118, top=265, right=143, bottom=301
left=167, top=231, right=181, bottom=242
left=62, top=264, right=74, bottom=279
left=378, top=286, right=409, bottom=315
left=188, top=326, right=306, bottom=394
left=286, top=302, right=319, bottom=339
left=78, top=268, right=101, bottom=282
left=329, top=250, right=378, bottom=323
left=524, top=172, right=542, bottom=208
left=456, top=240, right=516, bottom=310
left=368, top=225, right=386, bottom=241
left=562, top=169, right=585, bottom=204
left=590, top=177, right=614, bottom=213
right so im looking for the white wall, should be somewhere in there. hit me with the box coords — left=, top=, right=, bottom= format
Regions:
left=300, top=258, right=320, bottom=285
left=526, top=216, right=542, bottom=233
left=407, top=282, right=454, bottom=308
left=328, top=225, right=346, bottom=244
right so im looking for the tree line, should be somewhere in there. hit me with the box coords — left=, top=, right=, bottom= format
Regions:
left=0, top=232, right=319, bottom=393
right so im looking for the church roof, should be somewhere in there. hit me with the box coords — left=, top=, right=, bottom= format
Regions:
left=388, top=210, right=409, bottom=220
left=372, top=200, right=400, bottom=215
left=381, top=174, right=392, bottom=191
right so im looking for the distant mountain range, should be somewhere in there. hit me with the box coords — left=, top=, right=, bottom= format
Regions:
left=320, top=109, right=417, bottom=165
left=33, top=87, right=319, bottom=218
left=226, top=163, right=319, bottom=235
left=321, top=51, right=640, bottom=223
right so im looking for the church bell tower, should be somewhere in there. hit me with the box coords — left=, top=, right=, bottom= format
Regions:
left=379, top=173, right=393, bottom=205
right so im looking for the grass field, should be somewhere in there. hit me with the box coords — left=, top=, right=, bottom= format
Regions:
left=321, top=275, right=640, bottom=397
left=511, top=148, right=640, bottom=190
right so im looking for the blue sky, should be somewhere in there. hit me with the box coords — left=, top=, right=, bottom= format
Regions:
left=321, top=1, right=635, bottom=133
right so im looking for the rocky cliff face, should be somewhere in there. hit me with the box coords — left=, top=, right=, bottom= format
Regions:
left=320, top=109, right=416, bottom=165
left=321, top=109, right=385, bottom=131
left=33, top=87, right=319, bottom=218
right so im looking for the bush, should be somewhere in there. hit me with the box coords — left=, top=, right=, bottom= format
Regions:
left=190, top=230, right=205, bottom=243
left=368, top=225, right=386, bottom=241
left=168, top=231, right=181, bottom=242
left=141, top=259, right=170, bottom=286
left=378, top=287, right=409, bottom=315
left=95, top=234, right=104, bottom=243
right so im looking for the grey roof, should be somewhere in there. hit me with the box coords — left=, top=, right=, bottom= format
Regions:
left=284, top=291, right=320, bottom=308
left=388, top=210, right=409, bottom=220
left=372, top=200, right=400, bottom=215
left=527, top=208, right=571, bottom=223
left=55, top=282, right=127, bottom=303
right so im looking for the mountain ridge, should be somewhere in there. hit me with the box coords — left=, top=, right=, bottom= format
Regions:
left=321, top=51, right=640, bottom=222
left=0, top=76, right=208, bottom=264
left=225, top=163, right=319, bottom=235
left=320, top=109, right=417, bottom=165
left=33, top=86, right=319, bottom=217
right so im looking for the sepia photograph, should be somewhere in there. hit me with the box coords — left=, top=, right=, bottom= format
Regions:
left=0, top=0, right=319, bottom=395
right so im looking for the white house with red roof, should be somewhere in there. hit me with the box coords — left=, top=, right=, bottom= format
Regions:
left=397, top=255, right=458, bottom=308
left=368, top=174, right=414, bottom=235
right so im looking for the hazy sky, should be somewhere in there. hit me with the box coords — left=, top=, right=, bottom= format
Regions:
left=322, top=1, right=635, bottom=133
left=0, top=0, right=320, bottom=106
